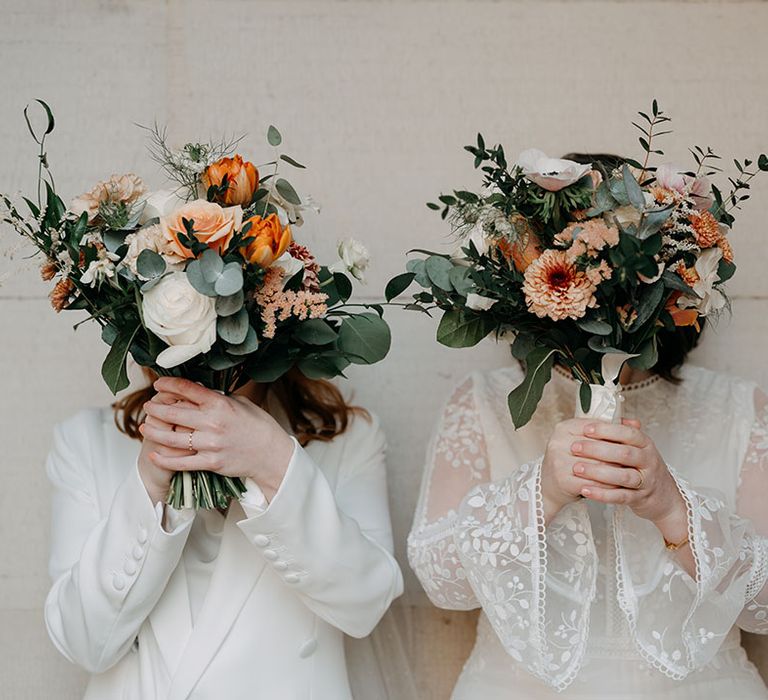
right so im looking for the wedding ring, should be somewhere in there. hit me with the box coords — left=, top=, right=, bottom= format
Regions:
left=188, top=430, right=195, bottom=452
left=635, top=468, right=645, bottom=490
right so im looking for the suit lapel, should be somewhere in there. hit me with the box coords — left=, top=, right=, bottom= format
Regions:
left=148, top=559, right=192, bottom=675
left=168, top=500, right=267, bottom=700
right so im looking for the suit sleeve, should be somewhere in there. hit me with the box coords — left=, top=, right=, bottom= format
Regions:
left=44, top=411, right=194, bottom=673
left=236, top=414, right=404, bottom=638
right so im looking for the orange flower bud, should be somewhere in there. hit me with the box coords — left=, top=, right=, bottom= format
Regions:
left=242, top=214, right=292, bottom=267
left=202, top=155, right=259, bottom=207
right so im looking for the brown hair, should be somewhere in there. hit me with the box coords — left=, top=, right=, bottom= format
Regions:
left=560, top=152, right=704, bottom=382
left=113, top=367, right=367, bottom=446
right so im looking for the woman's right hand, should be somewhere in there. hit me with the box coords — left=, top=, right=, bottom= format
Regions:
left=541, top=418, right=615, bottom=523
left=137, top=394, right=195, bottom=506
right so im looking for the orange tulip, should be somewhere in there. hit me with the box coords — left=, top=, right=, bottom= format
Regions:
left=665, top=292, right=700, bottom=329
left=243, top=214, right=292, bottom=267
left=202, top=155, right=259, bottom=207
left=497, top=226, right=542, bottom=273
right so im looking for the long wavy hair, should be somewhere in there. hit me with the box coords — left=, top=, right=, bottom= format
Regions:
left=113, top=367, right=367, bottom=446
left=558, top=152, right=704, bottom=382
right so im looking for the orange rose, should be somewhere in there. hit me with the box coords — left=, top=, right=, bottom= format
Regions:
left=242, top=214, right=292, bottom=267
left=161, top=199, right=243, bottom=259
left=202, top=155, right=259, bottom=207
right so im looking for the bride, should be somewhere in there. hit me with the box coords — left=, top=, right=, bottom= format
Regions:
left=44, top=370, right=403, bottom=699
left=409, top=319, right=768, bottom=698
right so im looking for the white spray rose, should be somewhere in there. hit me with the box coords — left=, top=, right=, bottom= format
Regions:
left=516, top=149, right=592, bottom=192
left=142, top=271, right=218, bottom=368
left=465, top=293, right=498, bottom=311
left=272, top=251, right=305, bottom=280
left=331, top=238, right=370, bottom=282
left=139, top=189, right=188, bottom=224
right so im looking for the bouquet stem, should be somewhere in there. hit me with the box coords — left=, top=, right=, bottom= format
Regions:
left=167, top=471, right=246, bottom=510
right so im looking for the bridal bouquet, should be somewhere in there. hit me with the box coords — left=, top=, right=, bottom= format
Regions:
left=387, top=102, right=767, bottom=427
left=2, top=100, right=390, bottom=508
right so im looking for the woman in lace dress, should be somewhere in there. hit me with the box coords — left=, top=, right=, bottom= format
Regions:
left=408, top=327, right=768, bottom=698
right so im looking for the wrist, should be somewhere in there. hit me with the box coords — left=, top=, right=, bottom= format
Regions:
left=245, top=432, right=295, bottom=502
left=652, top=491, right=689, bottom=545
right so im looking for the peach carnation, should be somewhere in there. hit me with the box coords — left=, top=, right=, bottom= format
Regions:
left=523, top=249, right=598, bottom=321
left=690, top=210, right=721, bottom=248
left=556, top=219, right=619, bottom=260
left=71, top=173, right=146, bottom=223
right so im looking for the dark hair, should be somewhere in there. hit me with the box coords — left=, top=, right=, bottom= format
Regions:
left=561, top=152, right=703, bottom=382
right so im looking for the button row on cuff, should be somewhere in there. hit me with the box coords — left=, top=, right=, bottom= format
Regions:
left=112, top=527, right=150, bottom=591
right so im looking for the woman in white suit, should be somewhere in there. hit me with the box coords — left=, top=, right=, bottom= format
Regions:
left=44, top=371, right=403, bottom=700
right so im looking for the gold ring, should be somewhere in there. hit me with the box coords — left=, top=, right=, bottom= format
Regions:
left=635, top=469, right=645, bottom=490
left=188, top=430, right=195, bottom=452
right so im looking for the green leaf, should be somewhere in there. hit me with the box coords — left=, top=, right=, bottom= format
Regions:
left=297, top=356, right=344, bottom=380
left=333, top=272, right=352, bottom=302
left=449, top=266, right=474, bottom=295
left=577, top=318, right=612, bottom=336
left=718, top=258, right=736, bottom=283
left=587, top=336, right=624, bottom=354
left=217, top=308, right=249, bottom=344
left=247, top=354, right=295, bottom=382
left=385, top=272, right=416, bottom=301
left=186, top=260, right=217, bottom=296
left=436, top=310, right=494, bottom=348
left=510, top=333, right=535, bottom=360
left=662, top=269, right=696, bottom=296
left=337, top=313, right=391, bottom=364
left=214, top=262, right=244, bottom=296
left=579, top=382, right=592, bottom=414
left=405, top=259, right=430, bottom=287
left=628, top=336, right=658, bottom=371
left=101, top=324, right=140, bottom=394
left=226, top=326, right=259, bottom=355
left=507, top=347, right=557, bottom=429
left=632, top=280, right=665, bottom=329
left=622, top=164, right=646, bottom=211
left=758, top=154, right=768, bottom=172
left=267, top=125, right=282, bottom=147
left=275, top=178, right=301, bottom=205
left=280, top=154, right=306, bottom=169
left=200, top=249, right=224, bottom=283
left=136, top=249, right=166, bottom=280
left=637, top=206, right=673, bottom=239
left=216, top=290, right=244, bottom=317
left=294, top=318, right=338, bottom=345
left=208, top=353, right=242, bottom=370
left=425, top=255, right=454, bottom=291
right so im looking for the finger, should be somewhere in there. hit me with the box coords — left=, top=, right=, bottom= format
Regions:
left=149, top=451, right=219, bottom=471
left=573, top=461, right=643, bottom=489
left=622, top=418, right=642, bottom=429
left=581, top=421, right=647, bottom=447
left=571, top=438, right=642, bottom=467
left=153, top=378, right=220, bottom=406
left=580, top=485, right=637, bottom=505
left=141, top=423, right=197, bottom=451
left=151, top=392, right=199, bottom=409
left=144, top=401, right=209, bottom=431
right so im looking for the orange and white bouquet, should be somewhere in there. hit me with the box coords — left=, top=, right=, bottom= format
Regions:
left=388, top=102, right=767, bottom=427
left=2, top=101, right=390, bottom=508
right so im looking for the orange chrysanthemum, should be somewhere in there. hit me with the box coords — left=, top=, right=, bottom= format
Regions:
left=523, top=249, right=598, bottom=321
left=675, top=260, right=700, bottom=287
left=718, top=235, right=734, bottom=263
left=690, top=210, right=721, bottom=248
left=40, top=259, right=57, bottom=281
left=49, top=278, right=74, bottom=312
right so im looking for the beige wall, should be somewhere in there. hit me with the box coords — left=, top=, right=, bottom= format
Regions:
left=1, top=1, right=767, bottom=697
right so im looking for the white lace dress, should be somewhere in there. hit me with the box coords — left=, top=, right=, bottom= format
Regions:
left=408, top=364, right=768, bottom=698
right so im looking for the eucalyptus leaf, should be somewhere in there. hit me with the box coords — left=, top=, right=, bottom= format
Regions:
left=406, top=259, right=430, bottom=287
left=217, top=308, right=249, bottom=344
left=637, top=206, right=673, bottom=239
left=186, top=260, right=217, bottom=297
left=275, top=178, right=301, bottom=206
left=208, top=353, right=242, bottom=370
left=622, top=164, right=646, bottom=211
left=227, top=326, right=259, bottom=355
left=280, top=154, right=306, bottom=169
left=425, top=255, right=454, bottom=291
left=587, top=336, right=624, bottom=354
left=214, top=263, right=244, bottom=296
left=136, top=249, right=166, bottom=280
left=507, top=347, right=557, bottom=429
left=200, top=249, right=224, bottom=283
left=247, top=354, right=295, bottom=383
left=337, top=313, right=391, bottom=364
left=436, top=310, right=494, bottom=348
left=297, top=356, right=344, bottom=380
left=216, top=290, right=244, bottom=317
left=267, top=125, right=282, bottom=147
left=577, top=318, right=612, bottom=336
left=449, top=266, right=475, bottom=295
left=294, top=318, right=338, bottom=345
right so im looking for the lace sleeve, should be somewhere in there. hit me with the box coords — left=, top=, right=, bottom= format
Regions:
left=614, top=385, right=768, bottom=681
left=407, top=375, right=488, bottom=610
left=735, top=386, right=768, bottom=632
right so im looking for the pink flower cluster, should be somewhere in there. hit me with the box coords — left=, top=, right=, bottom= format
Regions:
left=255, top=267, right=329, bottom=338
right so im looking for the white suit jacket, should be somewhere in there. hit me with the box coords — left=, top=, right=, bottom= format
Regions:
left=44, top=407, right=403, bottom=700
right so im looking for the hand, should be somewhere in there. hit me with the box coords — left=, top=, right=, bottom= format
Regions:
left=570, top=419, right=689, bottom=545
left=541, top=418, right=622, bottom=523
left=141, top=378, right=296, bottom=502
left=137, top=393, right=197, bottom=505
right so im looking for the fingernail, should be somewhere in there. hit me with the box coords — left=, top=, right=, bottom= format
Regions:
left=581, top=488, right=591, bottom=497
left=585, top=424, right=595, bottom=435
left=572, top=442, right=582, bottom=453
left=574, top=463, right=584, bottom=475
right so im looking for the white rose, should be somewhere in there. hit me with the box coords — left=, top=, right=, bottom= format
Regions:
left=139, top=189, right=188, bottom=224
left=465, top=293, right=498, bottom=311
left=331, top=238, right=370, bottom=282
left=516, top=149, right=592, bottom=192
left=678, top=247, right=726, bottom=317
left=142, top=271, right=218, bottom=368
left=272, top=251, right=305, bottom=280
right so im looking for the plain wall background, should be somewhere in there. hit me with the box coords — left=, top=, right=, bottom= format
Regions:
left=2, top=1, right=768, bottom=697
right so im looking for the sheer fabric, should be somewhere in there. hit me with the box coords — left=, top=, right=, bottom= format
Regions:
left=408, top=365, right=768, bottom=695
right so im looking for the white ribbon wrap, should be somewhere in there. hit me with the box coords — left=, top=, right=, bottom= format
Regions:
left=574, top=353, right=637, bottom=423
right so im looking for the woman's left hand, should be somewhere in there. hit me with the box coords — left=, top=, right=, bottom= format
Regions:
left=141, top=377, right=296, bottom=502
left=570, top=419, right=689, bottom=545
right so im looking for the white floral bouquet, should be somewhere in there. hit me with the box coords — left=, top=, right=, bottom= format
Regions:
left=2, top=100, right=390, bottom=508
